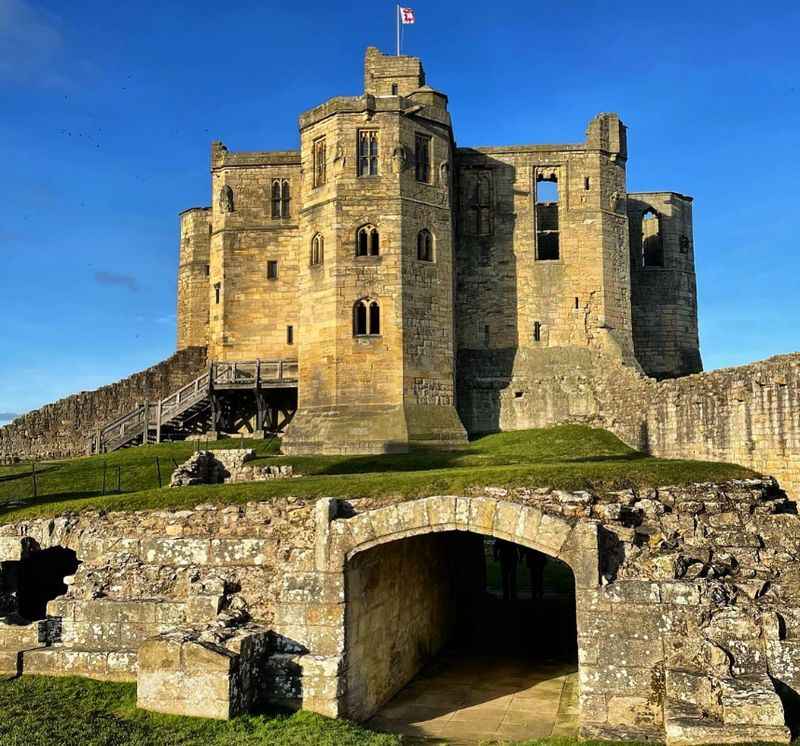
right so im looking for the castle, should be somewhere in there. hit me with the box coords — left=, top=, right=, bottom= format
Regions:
left=176, top=47, right=701, bottom=455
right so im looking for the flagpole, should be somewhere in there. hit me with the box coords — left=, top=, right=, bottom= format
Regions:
left=396, top=4, right=400, bottom=56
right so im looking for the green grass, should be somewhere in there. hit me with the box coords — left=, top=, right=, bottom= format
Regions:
left=0, top=426, right=755, bottom=523
left=0, top=676, right=399, bottom=746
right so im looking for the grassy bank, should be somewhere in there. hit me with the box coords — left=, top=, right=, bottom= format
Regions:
left=0, top=426, right=754, bottom=523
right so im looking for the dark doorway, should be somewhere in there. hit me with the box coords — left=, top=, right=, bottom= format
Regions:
left=353, top=532, right=579, bottom=741
left=16, top=547, right=79, bottom=621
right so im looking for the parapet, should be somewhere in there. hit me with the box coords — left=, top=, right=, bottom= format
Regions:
left=586, top=113, right=627, bottom=160
left=211, top=141, right=300, bottom=170
left=364, top=46, right=425, bottom=97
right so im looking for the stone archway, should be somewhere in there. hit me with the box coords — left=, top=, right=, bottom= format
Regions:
left=276, top=496, right=600, bottom=725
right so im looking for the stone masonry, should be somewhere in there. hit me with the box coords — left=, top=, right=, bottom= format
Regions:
left=2, top=482, right=800, bottom=742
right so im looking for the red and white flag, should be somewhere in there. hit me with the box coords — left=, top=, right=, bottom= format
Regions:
left=400, top=6, right=415, bottom=24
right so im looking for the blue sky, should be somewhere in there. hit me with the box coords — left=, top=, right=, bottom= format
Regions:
left=1, top=0, right=799, bottom=423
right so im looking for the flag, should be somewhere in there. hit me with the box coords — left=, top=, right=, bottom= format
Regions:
left=400, top=6, right=415, bottom=24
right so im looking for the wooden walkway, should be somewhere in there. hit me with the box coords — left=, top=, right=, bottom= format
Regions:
left=91, top=360, right=297, bottom=454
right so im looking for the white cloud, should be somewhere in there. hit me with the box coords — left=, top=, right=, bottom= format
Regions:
left=0, top=0, right=64, bottom=85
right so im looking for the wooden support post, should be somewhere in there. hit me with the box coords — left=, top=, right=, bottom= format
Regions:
left=142, top=401, right=150, bottom=446
left=156, top=399, right=163, bottom=444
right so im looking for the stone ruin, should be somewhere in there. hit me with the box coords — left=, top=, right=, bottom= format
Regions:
left=1, top=478, right=800, bottom=742
left=169, top=449, right=294, bottom=487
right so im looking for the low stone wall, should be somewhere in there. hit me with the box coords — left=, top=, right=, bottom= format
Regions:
left=458, top=347, right=800, bottom=497
left=2, top=481, right=800, bottom=743
left=0, top=346, right=207, bottom=460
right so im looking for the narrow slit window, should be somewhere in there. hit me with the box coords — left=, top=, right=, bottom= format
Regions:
left=286, top=325, right=294, bottom=345
left=584, top=177, right=590, bottom=190
left=313, top=137, right=326, bottom=187
left=533, top=321, right=541, bottom=342
left=267, top=261, right=278, bottom=280
left=415, top=133, right=431, bottom=183
left=311, top=233, right=324, bottom=266
left=214, top=283, right=221, bottom=304
left=391, top=83, right=398, bottom=95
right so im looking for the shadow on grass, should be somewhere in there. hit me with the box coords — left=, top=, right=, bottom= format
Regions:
left=0, top=490, right=107, bottom=520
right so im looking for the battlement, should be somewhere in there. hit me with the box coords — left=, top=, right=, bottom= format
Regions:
left=364, top=46, right=425, bottom=97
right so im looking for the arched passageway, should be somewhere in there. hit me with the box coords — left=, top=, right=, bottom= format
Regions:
left=343, top=530, right=579, bottom=742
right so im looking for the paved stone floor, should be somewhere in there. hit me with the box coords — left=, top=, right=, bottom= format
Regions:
left=367, top=650, right=579, bottom=744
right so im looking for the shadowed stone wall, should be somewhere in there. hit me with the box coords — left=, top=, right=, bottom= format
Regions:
left=0, top=346, right=208, bottom=461
left=458, top=348, right=800, bottom=498
left=343, top=532, right=456, bottom=720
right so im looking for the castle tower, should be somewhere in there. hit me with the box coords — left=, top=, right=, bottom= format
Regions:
left=282, top=48, right=467, bottom=454
left=627, top=192, right=702, bottom=378
left=176, top=207, right=211, bottom=350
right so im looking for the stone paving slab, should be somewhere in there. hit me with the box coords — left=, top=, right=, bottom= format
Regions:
left=366, top=651, right=578, bottom=743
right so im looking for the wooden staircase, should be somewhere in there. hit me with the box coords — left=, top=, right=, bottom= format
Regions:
left=89, top=360, right=298, bottom=454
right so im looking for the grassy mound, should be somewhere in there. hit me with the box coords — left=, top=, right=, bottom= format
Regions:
left=0, top=426, right=754, bottom=523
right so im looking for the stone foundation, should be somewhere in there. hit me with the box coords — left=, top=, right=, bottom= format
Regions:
left=1, top=482, right=800, bottom=742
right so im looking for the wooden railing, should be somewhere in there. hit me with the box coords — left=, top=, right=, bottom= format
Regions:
left=93, top=359, right=297, bottom=453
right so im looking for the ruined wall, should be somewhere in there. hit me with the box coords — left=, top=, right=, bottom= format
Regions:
left=454, top=113, right=636, bottom=368
left=457, top=348, right=800, bottom=498
left=0, top=347, right=207, bottom=461
left=343, top=532, right=455, bottom=720
left=628, top=192, right=701, bottom=379
left=0, top=496, right=316, bottom=680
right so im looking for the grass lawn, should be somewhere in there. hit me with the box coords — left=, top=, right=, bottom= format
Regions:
left=0, top=425, right=755, bottom=524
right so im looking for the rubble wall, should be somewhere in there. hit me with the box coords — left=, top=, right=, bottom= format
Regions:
left=0, top=347, right=207, bottom=461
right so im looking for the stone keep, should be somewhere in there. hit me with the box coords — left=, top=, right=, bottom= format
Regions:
left=174, top=47, right=701, bottom=455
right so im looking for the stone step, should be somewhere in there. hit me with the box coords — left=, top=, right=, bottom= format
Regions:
left=22, top=646, right=137, bottom=682
left=0, top=620, right=45, bottom=649
left=0, top=649, right=22, bottom=678
left=664, top=697, right=790, bottom=745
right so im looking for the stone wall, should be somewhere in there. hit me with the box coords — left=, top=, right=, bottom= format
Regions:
left=457, top=347, right=800, bottom=498
left=343, top=532, right=455, bottom=720
left=0, top=346, right=208, bottom=460
left=2, top=482, right=800, bottom=742
left=627, top=192, right=701, bottom=379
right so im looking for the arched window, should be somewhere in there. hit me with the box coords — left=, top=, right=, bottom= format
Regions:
left=311, top=233, right=324, bottom=266
left=417, top=229, right=434, bottom=261
left=353, top=298, right=380, bottom=336
left=271, top=179, right=290, bottom=219
left=356, top=225, right=380, bottom=257
left=642, top=210, right=663, bottom=267
left=281, top=180, right=290, bottom=216
left=271, top=181, right=281, bottom=218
